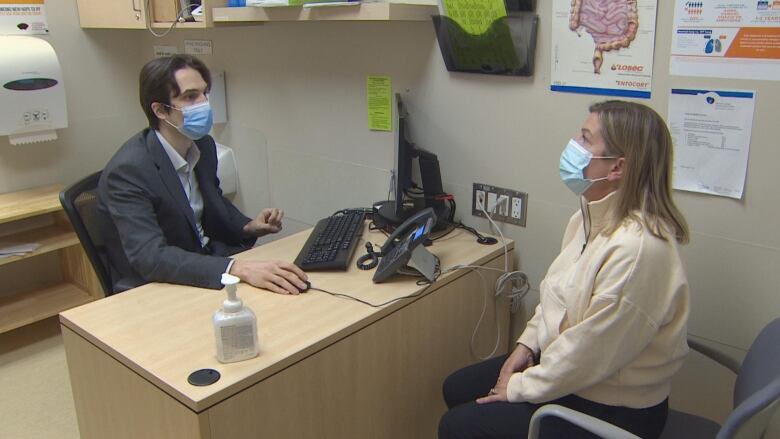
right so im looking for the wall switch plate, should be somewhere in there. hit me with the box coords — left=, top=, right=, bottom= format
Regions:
left=487, top=192, right=498, bottom=214
left=472, top=183, right=528, bottom=227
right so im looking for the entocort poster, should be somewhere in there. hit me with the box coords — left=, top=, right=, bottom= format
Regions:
left=551, top=0, right=658, bottom=98
left=670, top=1, right=780, bottom=81
left=0, top=0, right=48, bottom=35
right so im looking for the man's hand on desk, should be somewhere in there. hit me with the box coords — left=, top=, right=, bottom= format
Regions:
left=244, top=208, right=284, bottom=237
left=229, top=260, right=308, bottom=295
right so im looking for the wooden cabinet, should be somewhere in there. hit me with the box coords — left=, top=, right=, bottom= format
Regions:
left=76, top=0, right=228, bottom=29
left=76, top=0, right=147, bottom=29
left=211, top=3, right=438, bottom=22
left=76, top=1, right=435, bottom=28
left=0, top=185, right=103, bottom=334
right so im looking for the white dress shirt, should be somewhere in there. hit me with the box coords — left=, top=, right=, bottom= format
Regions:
left=155, top=131, right=210, bottom=248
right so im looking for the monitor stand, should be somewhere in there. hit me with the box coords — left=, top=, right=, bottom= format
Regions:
left=374, top=199, right=452, bottom=232
left=375, top=200, right=416, bottom=227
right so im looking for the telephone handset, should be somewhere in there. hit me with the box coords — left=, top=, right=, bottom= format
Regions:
left=373, top=208, right=437, bottom=283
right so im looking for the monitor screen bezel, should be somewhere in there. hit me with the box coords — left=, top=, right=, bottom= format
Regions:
left=393, top=94, right=415, bottom=218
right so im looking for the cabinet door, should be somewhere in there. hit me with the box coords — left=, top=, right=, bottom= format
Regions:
left=76, top=0, right=147, bottom=29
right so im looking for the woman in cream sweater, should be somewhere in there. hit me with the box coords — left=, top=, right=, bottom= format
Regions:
left=439, top=100, right=690, bottom=439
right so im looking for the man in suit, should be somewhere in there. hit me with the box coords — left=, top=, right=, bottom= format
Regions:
left=96, top=54, right=308, bottom=294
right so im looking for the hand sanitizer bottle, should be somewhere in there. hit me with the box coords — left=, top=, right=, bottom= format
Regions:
left=213, top=273, right=259, bottom=363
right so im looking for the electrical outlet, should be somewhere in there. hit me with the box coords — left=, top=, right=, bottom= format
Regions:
left=475, top=189, right=486, bottom=210
left=511, top=197, right=522, bottom=219
left=473, top=182, right=527, bottom=227
left=510, top=193, right=528, bottom=226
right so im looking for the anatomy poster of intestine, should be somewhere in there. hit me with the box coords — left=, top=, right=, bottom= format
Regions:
left=551, top=0, right=658, bottom=98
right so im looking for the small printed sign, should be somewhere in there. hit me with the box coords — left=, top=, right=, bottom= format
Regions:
left=0, top=0, right=48, bottom=34
left=184, top=39, right=213, bottom=55
left=154, top=45, right=178, bottom=57
left=367, top=76, right=392, bottom=132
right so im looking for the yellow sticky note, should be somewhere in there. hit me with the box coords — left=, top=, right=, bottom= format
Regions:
left=442, top=0, right=506, bottom=35
left=367, top=76, right=392, bottom=132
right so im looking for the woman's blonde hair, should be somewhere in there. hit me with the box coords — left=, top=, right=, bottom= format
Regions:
left=590, top=100, right=689, bottom=244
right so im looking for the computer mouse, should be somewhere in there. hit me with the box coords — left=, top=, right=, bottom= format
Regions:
left=298, top=280, right=311, bottom=293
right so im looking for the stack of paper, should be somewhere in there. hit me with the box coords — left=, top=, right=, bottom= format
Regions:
left=0, top=243, right=40, bottom=259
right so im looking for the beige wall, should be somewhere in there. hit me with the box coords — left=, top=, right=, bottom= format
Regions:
left=139, top=22, right=437, bottom=234
left=135, top=3, right=779, bottom=428
left=1, top=0, right=778, bottom=432
left=0, top=2, right=146, bottom=192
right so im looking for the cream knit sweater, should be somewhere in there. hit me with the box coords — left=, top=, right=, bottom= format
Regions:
left=510, top=191, right=690, bottom=408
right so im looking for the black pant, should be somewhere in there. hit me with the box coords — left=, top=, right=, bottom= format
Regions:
left=438, top=355, right=668, bottom=439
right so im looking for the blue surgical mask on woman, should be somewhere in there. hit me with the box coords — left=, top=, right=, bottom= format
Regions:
left=164, top=100, right=213, bottom=140
left=559, top=139, right=617, bottom=195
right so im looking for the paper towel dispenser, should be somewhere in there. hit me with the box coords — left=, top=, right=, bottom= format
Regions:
left=0, top=36, right=67, bottom=144
left=216, top=143, right=238, bottom=197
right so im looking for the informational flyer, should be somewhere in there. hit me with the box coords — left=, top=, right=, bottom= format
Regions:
left=551, top=0, right=658, bottom=98
left=669, top=89, right=756, bottom=200
left=367, top=76, right=392, bottom=132
left=440, top=0, right=506, bottom=35
left=670, top=1, right=780, bottom=81
left=0, top=0, right=48, bottom=35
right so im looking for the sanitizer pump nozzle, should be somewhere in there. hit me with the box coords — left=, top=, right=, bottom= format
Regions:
left=213, top=273, right=259, bottom=363
left=222, top=275, right=242, bottom=312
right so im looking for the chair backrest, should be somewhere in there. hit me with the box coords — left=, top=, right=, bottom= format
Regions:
left=59, top=171, right=113, bottom=296
left=734, top=317, right=780, bottom=406
left=716, top=317, right=780, bottom=439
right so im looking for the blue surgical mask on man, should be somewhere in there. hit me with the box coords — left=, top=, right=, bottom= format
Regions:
left=559, top=139, right=617, bottom=195
left=164, top=100, right=213, bottom=140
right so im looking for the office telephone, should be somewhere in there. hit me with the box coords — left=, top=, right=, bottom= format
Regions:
left=372, top=208, right=437, bottom=283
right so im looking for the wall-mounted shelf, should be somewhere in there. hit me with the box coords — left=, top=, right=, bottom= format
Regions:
left=76, top=1, right=434, bottom=28
left=0, top=185, right=102, bottom=334
left=0, top=283, right=94, bottom=334
left=0, top=225, right=78, bottom=267
left=150, top=20, right=209, bottom=29
left=0, top=184, right=64, bottom=224
left=212, top=3, right=438, bottom=22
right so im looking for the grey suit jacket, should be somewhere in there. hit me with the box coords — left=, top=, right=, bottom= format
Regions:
left=96, top=129, right=256, bottom=292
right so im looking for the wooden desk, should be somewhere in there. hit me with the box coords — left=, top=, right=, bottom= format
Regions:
left=60, top=225, right=513, bottom=438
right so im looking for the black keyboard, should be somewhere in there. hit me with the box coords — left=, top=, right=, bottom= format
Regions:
left=294, top=211, right=366, bottom=270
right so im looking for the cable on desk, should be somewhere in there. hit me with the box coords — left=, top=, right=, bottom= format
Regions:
left=311, top=255, right=441, bottom=308
left=310, top=282, right=432, bottom=308
left=444, top=220, right=498, bottom=245
left=332, top=207, right=374, bottom=217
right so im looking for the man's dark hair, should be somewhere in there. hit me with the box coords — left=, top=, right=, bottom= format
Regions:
left=139, top=55, right=211, bottom=130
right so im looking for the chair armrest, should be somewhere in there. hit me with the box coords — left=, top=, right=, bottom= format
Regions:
left=688, top=338, right=741, bottom=374
left=716, top=376, right=780, bottom=439
left=528, top=404, right=642, bottom=439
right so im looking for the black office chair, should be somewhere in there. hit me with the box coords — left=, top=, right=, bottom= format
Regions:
left=527, top=317, right=780, bottom=439
left=59, top=171, right=114, bottom=297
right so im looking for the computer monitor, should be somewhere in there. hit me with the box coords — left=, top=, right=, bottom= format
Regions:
left=376, top=94, right=451, bottom=229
